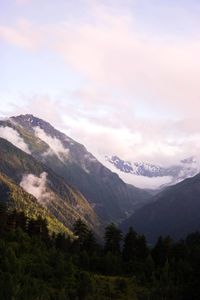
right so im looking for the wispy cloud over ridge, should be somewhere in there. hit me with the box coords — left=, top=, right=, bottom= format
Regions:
left=34, top=126, right=69, bottom=162
left=0, top=126, right=31, bottom=154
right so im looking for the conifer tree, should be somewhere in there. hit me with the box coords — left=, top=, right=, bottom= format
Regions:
left=104, top=223, right=122, bottom=255
left=123, top=227, right=138, bottom=262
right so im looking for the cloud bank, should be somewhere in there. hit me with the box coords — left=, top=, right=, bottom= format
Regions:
left=0, top=126, right=31, bottom=154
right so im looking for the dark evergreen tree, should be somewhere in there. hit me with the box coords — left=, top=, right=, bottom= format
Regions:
left=104, top=223, right=122, bottom=255
left=123, top=227, right=138, bottom=262
left=73, top=218, right=89, bottom=246
left=83, top=229, right=97, bottom=254
left=123, top=228, right=148, bottom=264
left=135, top=234, right=149, bottom=261
left=152, top=236, right=173, bottom=266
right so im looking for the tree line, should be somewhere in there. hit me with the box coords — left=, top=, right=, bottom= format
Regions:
left=0, top=202, right=200, bottom=299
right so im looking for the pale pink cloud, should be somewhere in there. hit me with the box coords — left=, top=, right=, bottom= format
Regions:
left=1, top=2, right=200, bottom=117
left=55, top=11, right=200, bottom=117
left=0, top=19, right=41, bottom=50
left=1, top=5, right=200, bottom=118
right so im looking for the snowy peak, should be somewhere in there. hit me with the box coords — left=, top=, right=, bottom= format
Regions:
left=105, top=155, right=199, bottom=183
left=106, top=155, right=168, bottom=177
left=105, top=155, right=133, bottom=173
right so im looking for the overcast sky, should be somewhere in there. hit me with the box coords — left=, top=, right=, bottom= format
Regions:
left=1, top=0, right=200, bottom=171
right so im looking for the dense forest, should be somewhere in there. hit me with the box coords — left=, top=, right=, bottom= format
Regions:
left=0, top=203, right=200, bottom=300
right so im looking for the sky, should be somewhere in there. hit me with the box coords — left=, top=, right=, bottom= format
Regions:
left=1, top=0, right=200, bottom=188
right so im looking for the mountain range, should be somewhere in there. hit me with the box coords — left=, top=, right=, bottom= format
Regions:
left=105, top=155, right=199, bottom=186
left=0, top=114, right=151, bottom=237
left=1, top=114, right=200, bottom=244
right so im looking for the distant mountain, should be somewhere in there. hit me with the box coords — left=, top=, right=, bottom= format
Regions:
left=0, top=137, right=101, bottom=235
left=120, top=172, right=200, bottom=243
left=105, top=155, right=198, bottom=185
left=0, top=172, right=72, bottom=235
left=3, top=114, right=151, bottom=223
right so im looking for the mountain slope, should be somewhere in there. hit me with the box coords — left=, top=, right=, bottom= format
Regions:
left=121, top=172, right=200, bottom=243
left=0, top=172, right=73, bottom=235
left=6, top=114, right=151, bottom=222
left=0, top=137, right=101, bottom=234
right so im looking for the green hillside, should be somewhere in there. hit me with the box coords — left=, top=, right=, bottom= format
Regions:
left=0, top=172, right=73, bottom=236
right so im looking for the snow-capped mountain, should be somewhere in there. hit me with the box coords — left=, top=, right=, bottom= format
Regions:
left=105, top=155, right=199, bottom=185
